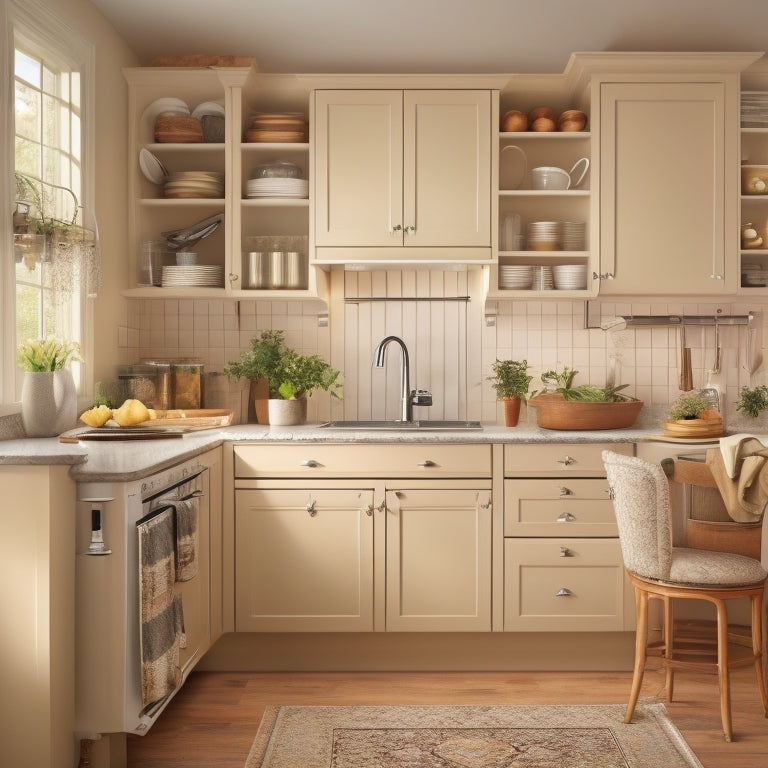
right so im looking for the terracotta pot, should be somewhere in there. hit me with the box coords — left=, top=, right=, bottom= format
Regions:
left=502, top=396, right=522, bottom=427
left=249, top=376, right=269, bottom=423
left=267, top=397, right=307, bottom=426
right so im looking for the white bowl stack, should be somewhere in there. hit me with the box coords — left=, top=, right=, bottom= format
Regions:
left=527, top=221, right=560, bottom=250
left=552, top=264, right=588, bottom=290
left=245, top=177, right=309, bottom=198
left=560, top=221, right=586, bottom=251
left=498, top=264, right=533, bottom=289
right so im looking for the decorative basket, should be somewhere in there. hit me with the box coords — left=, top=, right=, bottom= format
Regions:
left=663, top=411, right=723, bottom=439
left=530, top=395, right=643, bottom=431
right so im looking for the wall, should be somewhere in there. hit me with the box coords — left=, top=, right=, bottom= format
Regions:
left=120, top=269, right=768, bottom=430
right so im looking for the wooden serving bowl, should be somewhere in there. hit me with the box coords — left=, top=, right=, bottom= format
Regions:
left=530, top=395, right=644, bottom=430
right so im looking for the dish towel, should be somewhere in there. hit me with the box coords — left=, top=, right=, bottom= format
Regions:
left=166, top=497, right=199, bottom=582
left=707, top=446, right=768, bottom=522
left=138, top=507, right=182, bottom=709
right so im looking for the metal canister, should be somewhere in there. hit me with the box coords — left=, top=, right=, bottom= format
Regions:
left=243, top=251, right=270, bottom=288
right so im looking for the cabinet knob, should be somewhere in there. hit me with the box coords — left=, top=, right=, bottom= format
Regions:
left=228, top=272, right=239, bottom=284
left=556, top=587, right=573, bottom=597
left=404, top=225, right=415, bottom=234
left=557, top=455, right=576, bottom=466
left=709, top=274, right=724, bottom=280
left=593, top=271, right=614, bottom=280
left=559, top=486, right=573, bottom=496
left=556, top=511, right=576, bottom=523
left=301, top=459, right=320, bottom=468
left=306, top=499, right=317, bottom=516
left=363, top=504, right=374, bottom=517
left=559, top=546, right=572, bottom=557
left=417, top=460, right=437, bottom=467
left=391, top=224, right=402, bottom=233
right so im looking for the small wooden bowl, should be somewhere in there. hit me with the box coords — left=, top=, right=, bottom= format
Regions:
left=528, top=106, right=556, bottom=122
left=530, top=117, right=556, bottom=132
left=502, top=110, right=528, bottom=132
left=558, top=109, right=587, bottom=132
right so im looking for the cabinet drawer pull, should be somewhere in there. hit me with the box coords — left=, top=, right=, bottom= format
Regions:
left=556, top=587, right=573, bottom=597
left=557, top=455, right=576, bottom=466
left=363, top=504, right=374, bottom=517
left=301, top=459, right=321, bottom=468
left=391, top=224, right=402, bottom=233
left=404, top=225, right=415, bottom=233
left=559, top=486, right=573, bottom=497
left=417, top=460, right=437, bottom=467
left=556, top=511, right=576, bottom=523
left=559, top=546, right=572, bottom=557
left=306, top=499, right=317, bottom=516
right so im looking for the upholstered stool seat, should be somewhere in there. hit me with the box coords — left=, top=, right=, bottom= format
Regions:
left=602, top=450, right=768, bottom=742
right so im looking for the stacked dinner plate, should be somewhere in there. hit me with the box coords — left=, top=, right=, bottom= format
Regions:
left=741, top=262, right=768, bottom=287
left=741, top=92, right=768, bottom=127
left=164, top=171, right=224, bottom=199
left=552, top=264, right=588, bottom=290
left=245, top=177, right=309, bottom=198
left=527, top=221, right=560, bottom=250
left=531, top=265, right=554, bottom=290
left=244, top=113, right=308, bottom=143
left=161, top=264, right=224, bottom=288
left=498, top=264, right=533, bottom=290
left=560, top=221, right=586, bottom=251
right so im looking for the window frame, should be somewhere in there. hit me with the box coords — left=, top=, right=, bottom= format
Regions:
left=1, top=0, right=96, bottom=413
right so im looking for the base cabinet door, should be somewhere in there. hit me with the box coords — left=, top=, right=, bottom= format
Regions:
left=385, top=488, right=492, bottom=631
left=235, top=487, right=375, bottom=631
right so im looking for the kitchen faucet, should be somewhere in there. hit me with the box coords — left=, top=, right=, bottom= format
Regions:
left=373, top=335, right=432, bottom=422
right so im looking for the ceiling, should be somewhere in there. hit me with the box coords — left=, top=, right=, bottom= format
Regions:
left=89, top=0, right=768, bottom=74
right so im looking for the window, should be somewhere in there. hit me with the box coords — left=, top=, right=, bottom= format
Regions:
left=2, top=0, right=96, bottom=409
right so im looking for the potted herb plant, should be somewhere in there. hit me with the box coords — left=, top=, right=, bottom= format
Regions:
left=736, top=385, right=768, bottom=419
left=488, top=359, right=533, bottom=426
left=224, top=330, right=342, bottom=426
left=17, top=336, right=81, bottom=437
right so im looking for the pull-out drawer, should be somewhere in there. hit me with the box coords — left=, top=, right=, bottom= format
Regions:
left=504, top=442, right=633, bottom=477
left=504, top=478, right=617, bottom=536
left=504, top=538, right=631, bottom=631
left=234, top=443, right=492, bottom=479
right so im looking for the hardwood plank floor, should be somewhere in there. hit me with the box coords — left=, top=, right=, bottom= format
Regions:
left=127, top=664, right=768, bottom=767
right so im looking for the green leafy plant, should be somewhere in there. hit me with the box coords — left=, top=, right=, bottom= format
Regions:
left=668, top=394, right=710, bottom=420
left=16, top=337, right=81, bottom=372
left=532, top=366, right=634, bottom=402
left=224, top=330, right=342, bottom=400
left=736, top=385, right=768, bottom=419
left=488, top=359, right=533, bottom=400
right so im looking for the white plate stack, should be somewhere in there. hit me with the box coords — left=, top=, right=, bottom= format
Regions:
left=161, top=265, right=224, bottom=288
left=531, top=265, right=554, bottom=290
left=741, top=262, right=768, bottom=287
left=498, top=264, right=533, bottom=289
left=553, top=264, right=588, bottom=290
left=527, top=221, right=560, bottom=250
left=560, top=221, right=586, bottom=251
left=164, top=171, right=224, bottom=199
left=245, top=177, right=309, bottom=198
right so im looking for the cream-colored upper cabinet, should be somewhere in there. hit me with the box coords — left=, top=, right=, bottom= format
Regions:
left=314, top=89, right=492, bottom=262
left=598, top=80, right=734, bottom=294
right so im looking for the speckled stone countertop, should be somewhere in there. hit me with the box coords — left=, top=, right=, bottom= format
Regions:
left=0, top=417, right=720, bottom=482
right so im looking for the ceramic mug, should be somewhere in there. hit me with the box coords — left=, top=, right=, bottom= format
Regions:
left=531, top=166, right=570, bottom=190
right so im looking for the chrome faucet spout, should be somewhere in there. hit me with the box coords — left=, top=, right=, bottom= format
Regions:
left=373, top=335, right=412, bottom=422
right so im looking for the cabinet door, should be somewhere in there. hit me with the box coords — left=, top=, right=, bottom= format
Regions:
left=235, top=488, right=375, bottom=631
left=599, top=81, right=732, bottom=294
left=385, top=488, right=491, bottom=631
left=314, top=90, right=403, bottom=246
left=403, top=90, right=491, bottom=247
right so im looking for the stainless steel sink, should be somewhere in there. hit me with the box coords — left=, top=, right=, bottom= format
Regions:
left=321, top=420, right=483, bottom=431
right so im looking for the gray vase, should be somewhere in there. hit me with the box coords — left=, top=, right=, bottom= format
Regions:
left=21, top=369, right=77, bottom=437
left=267, top=397, right=307, bottom=426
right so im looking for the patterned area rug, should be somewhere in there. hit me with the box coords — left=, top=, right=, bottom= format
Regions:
left=245, top=703, right=703, bottom=768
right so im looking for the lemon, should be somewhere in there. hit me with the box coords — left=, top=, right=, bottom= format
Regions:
left=79, top=404, right=113, bottom=427
left=111, top=398, right=151, bottom=427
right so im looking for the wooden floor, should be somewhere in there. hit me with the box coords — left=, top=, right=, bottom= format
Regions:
left=127, top=664, right=768, bottom=767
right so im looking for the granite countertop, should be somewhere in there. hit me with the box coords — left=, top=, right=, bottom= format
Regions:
left=0, top=416, right=721, bottom=482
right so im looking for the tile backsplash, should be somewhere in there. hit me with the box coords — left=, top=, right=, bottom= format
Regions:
left=120, top=270, right=768, bottom=428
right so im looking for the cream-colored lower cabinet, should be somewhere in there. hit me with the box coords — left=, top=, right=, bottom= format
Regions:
left=385, top=487, right=492, bottom=632
left=235, top=487, right=375, bottom=631
left=231, top=443, right=492, bottom=633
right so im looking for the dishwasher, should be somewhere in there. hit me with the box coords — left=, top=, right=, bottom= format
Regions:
left=74, top=454, right=212, bottom=736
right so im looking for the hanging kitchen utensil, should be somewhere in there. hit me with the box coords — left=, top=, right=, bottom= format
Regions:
left=712, top=321, right=721, bottom=375
left=679, top=325, right=693, bottom=391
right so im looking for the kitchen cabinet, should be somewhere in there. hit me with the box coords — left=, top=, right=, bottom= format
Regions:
left=502, top=443, right=635, bottom=631
left=596, top=75, right=741, bottom=295
left=313, top=89, right=492, bottom=263
left=231, top=443, right=492, bottom=632
left=123, top=67, right=326, bottom=300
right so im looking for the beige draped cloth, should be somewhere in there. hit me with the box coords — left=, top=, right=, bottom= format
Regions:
left=706, top=435, right=768, bottom=522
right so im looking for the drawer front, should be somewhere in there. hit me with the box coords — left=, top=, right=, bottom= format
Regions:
left=504, top=479, right=617, bottom=536
left=234, top=443, right=492, bottom=478
left=504, top=538, right=630, bottom=631
left=504, top=442, right=633, bottom=477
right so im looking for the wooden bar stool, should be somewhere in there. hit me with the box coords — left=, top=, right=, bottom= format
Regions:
left=603, top=450, right=768, bottom=742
